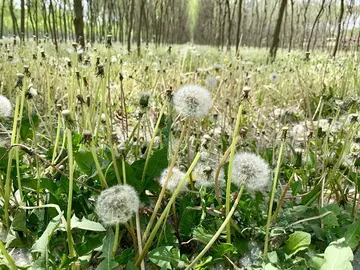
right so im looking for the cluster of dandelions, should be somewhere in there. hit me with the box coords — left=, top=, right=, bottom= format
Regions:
left=0, top=95, right=12, bottom=118
left=173, top=84, right=212, bottom=118
left=95, top=184, right=140, bottom=226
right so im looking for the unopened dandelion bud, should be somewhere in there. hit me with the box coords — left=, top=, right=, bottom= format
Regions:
left=23, top=65, right=31, bottom=77
left=96, top=184, right=140, bottom=225
left=282, top=126, right=289, bottom=139
left=15, top=73, right=24, bottom=88
left=81, top=130, right=92, bottom=143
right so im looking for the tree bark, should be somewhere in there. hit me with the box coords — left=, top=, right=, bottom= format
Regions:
left=9, top=0, right=20, bottom=35
left=137, top=0, right=145, bottom=56
left=268, top=0, right=287, bottom=63
left=49, top=0, right=58, bottom=51
left=332, top=0, right=345, bottom=57
left=73, top=0, right=85, bottom=47
left=20, top=0, right=25, bottom=41
left=235, top=0, right=243, bottom=52
left=306, top=0, right=326, bottom=52
left=0, top=0, right=5, bottom=38
left=127, top=0, right=135, bottom=52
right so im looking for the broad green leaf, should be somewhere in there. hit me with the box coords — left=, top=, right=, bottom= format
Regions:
left=264, top=263, right=279, bottom=270
left=74, top=151, right=97, bottom=176
left=96, top=229, right=119, bottom=270
left=179, top=208, right=196, bottom=238
left=148, top=246, right=179, bottom=269
left=319, top=204, right=340, bottom=227
left=344, top=222, right=360, bottom=249
left=284, top=231, right=311, bottom=257
left=126, top=261, right=138, bottom=270
left=75, top=234, right=105, bottom=256
left=267, top=251, right=278, bottom=264
left=31, top=215, right=61, bottom=254
left=308, top=255, right=325, bottom=270
left=71, top=215, right=106, bottom=231
left=115, top=248, right=135, bottom=265
left=320, top=238, right=353, bottom=270
left=12, top=209, right=26, bottom=232
left=193, top=226, right=213, bottom=244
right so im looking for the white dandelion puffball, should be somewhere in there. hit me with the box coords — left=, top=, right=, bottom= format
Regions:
left=269, top=72, right=278, bottom=82
left=159, top=167, right=187, bottom=193
left=193, top=162, right=225, bottom=188
left=232, top=152, right=271, bottom=192
left=0, top=95, right=12, bottom=118
left=205, top=76, right=218, bottom=89
left=173, top=85, right=212, bottom=118
left=95, top=184, right=140, bottom=225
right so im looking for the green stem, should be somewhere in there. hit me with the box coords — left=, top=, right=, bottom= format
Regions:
left=185, top=186, right=245, bottom=270
left=66, top=129, right=76, bottom=258
left=225, top=104, right=243, bottom=243
left=0, top=240, right=17, bottom=270
left=135, top=152, right=201, bottom=266
left=141, top=104, right=166, bottom=182
left=264, top=137, right=286, bottom=257
left=142, top=119, right=189, bottom=242
left=90, top=142, right=108, bottom=188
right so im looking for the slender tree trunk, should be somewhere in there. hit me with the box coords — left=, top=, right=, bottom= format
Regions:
left=0, top=0, right=5, bottom=38
left=332, top=0, right=345, bottom=57
left=235, top=0, right=243, bottom=52
left=225, top=0, right=232, bottom=51
left=306, top=0, right=326, bottom=52
left=35, top=0, right=38, bottom=41
left=288, top=0, right=294, bottom=52
left=73, top=0, right=85, bottom=47
left=9, top=0, right=20, bottom=35
left=127, top=0, right=135, bottom=52
left=268, top=0, right=287, bottom=63
left=20, top=0, right=25, bottom=41
left=63, top=0, right=67, bottom=41
left=137, top=0, right=145, bottom=56
left=27, top=0, right=35, bottom=36
left=49, top=0, right=58, bottom=51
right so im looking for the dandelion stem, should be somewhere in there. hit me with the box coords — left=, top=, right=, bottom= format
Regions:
left=90, top=142, right=108, bottom=188
left=66, top=128, right=76, bottom=259
left=264, top=136, right=286, bottom=257
left=185, top=185, right=245, bottom=270
left=136, top=152, right=201, bottom=266
left=142, top=118, right=189, bottom=242
left=0, top=240, right=17, bottom=270
left=225, top=104, right=243, bottom=243
left=135, top=211, right=145, bottom=270
left=141, top=104, right=166, bottom=182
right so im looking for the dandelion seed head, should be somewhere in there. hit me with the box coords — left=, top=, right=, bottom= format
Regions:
left=193, top=162, right=225, bottom=188
left=0, top=95, right=12, bottom=118
left=269, top=72, right=278, bottom=82
left=159, top=167, right=187, bottom=193
left=205, top=76, right=217, bottom=89
left=173, top=85, right=212, bottom=118
left=9, top=248, right=32, bottom=267
left=95, top=184, right=140, bottom=225
left=232, top=152, right=271, bottom=192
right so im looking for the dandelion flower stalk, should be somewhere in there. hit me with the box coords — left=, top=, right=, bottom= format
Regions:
left=141, top=104, right=166, bottom=182
left=185, top=185, right=245, bottom=270
left=225, top=104, right=243, bottom=243
left=66, top=128, right=76, bottom=259
left=142, top=118, right=189, bottom=242
left=0, top=240, right=17, bottom=270
left=136, top=152, right=201, bottom=266
left=264, top=134, right=286, bottom=257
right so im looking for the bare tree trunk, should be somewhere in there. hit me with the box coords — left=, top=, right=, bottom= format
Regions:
left=0, top=0, right=5, bottom=38
left=27, top=0, right=35, bottom=36
left=235, top=0, right=243, bottom=52
left=332, top=0, right=345, bottom=57
left=73, top=0, right=85, bottom=47
left=127, top=0, right=135, bottom=52
left=49, top=0, right=58, bottom=51
left=225, top=0, right=232, bottom=51
left=300, top=0, right=311, bottom=49
left=35, top=0, right=38, bottom=41
left=306, top=0, right=326, bottom=52
left=63, top=0, right=67, bottom=41
left=10, top=0, right=20, bottom=35
left=288, top=0, right=294, bottom=52
left=137, top=0, right=145, bottom=56
left=268, top=0, right=287, bottom=63
left=20, top=0, right=25, bottom=41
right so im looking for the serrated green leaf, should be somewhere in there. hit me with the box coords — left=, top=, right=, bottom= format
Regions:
left=148, top=246, right=178, bottom=269
left=193, top=226, right=213, bottom=244
left=320, top=238, right=353, bottom=270
left=320, top=204, right=340, bottom=227
left=96, top=229, right=119, bottom=270
left=284, top=231, right=311, bottom=257
left=31, top=215, right=61, bottom=254
left=344, top=222, right=360, bottom=249
left=71, top=215, right=106, bottom=231
left=12, top=209, right=26, bottom=232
